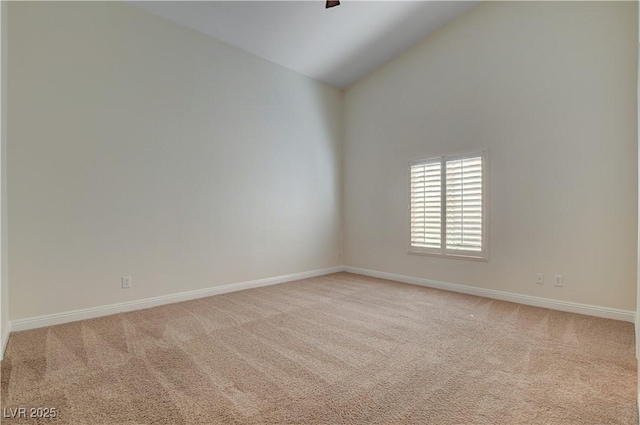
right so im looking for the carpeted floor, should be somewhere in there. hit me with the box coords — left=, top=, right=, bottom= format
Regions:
left=0, top=272, right=637, bottom=424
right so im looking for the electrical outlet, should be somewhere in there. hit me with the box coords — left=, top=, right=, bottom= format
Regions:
left=553, top=275, right=563, bottom=287
left=536, top=274, right=544, bottom=284
left=122, top=276, right=132, bottom=289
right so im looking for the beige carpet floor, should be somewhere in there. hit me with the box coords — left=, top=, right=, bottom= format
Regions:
left=0, top=272, right=637, bottom=424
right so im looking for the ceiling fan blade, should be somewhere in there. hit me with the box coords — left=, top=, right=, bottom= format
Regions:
left=326, top=1, right=340, bottom=8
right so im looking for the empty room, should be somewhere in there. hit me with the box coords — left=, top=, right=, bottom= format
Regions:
left=0, top=0, right=638, bottom=424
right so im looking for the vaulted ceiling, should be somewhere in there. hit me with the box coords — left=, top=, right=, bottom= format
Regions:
left=132, top=1, right=479, bottom=88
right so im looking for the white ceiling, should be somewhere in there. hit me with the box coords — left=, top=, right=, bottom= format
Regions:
left=132, top=1, right=479, bottom=89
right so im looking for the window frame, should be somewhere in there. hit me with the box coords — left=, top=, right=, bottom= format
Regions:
left=408, top=148, right=489, bottom=261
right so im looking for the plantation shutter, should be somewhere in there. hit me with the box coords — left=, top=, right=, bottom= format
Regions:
left=409, top=150, right=487, bottom=260
left=410, top=159, right=442, bottom=253
left=445, top=154, right=484, bottom=254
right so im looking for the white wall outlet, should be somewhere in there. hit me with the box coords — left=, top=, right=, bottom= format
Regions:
left=553, top=275, right=563, bottom=287
left=122, top=276, right=132, bottom=289
left=536, top=274, right=544, bottom=284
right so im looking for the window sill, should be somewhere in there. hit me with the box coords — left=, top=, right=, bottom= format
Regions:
left=407, top=250, right=489, bottom=262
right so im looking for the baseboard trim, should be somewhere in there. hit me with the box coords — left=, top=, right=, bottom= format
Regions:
left=8, top=265, right=634, bottom=334
left=10, top=266, right=345, bottom=332
left=344, top=266, right=635, bottom=323
left=1, top=322, right=10, bottom=360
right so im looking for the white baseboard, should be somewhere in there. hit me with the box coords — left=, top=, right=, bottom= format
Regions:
left=7, top=264, right=634, bottom=337
left=344, top=266, right=635, bottom=323
left=10, top=266, right=345, bottom=333
left=1, top=321, right=10, bottom=360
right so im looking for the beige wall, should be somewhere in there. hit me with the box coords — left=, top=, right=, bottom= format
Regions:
left=1, top=0, right=8, bottom=352
left=8, top=2, right=342, bottom=320
left=636, top=3, right=640, bottom=361
left=344, top=1, right=638, bottom=310
left=6, top=1, right=638, bottom=323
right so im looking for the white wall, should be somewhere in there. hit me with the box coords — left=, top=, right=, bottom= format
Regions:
left=344, top=1, right=638, bottom=311
left=7, top=2, right=342, bottom=320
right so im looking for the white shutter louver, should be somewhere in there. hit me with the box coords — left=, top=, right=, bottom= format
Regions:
left=409, top=150, right=486, bottom=260
left=445, top=156, right=483, bottom=253
left=410, top=160, right=442, bottom=252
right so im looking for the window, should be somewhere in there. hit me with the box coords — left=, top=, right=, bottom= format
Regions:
left=409, top=149, right=488, bottom=260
